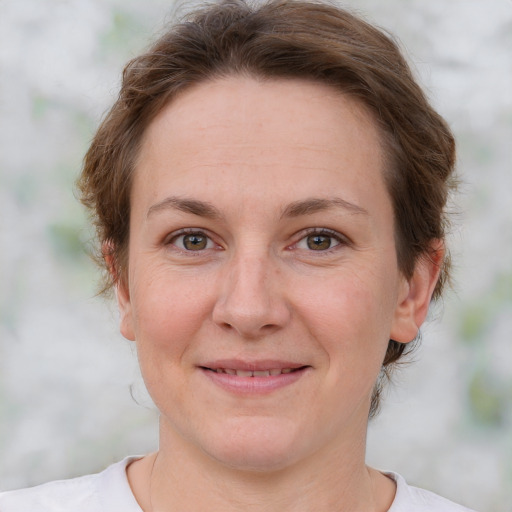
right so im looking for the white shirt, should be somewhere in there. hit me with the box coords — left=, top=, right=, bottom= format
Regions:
left=0, top=457, right=477, bottom=512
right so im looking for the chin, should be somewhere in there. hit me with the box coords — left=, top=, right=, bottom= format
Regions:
left=199, top=417, right=305, bottom=472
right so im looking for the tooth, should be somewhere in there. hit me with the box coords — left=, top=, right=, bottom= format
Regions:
left=236, top=370, right=253, bottom=377
left=216, top=368, right=223, bottom=373
left=253, top=370, right=270, bottom=377
left=224, top=368, right=236, bottom=375
left=281, top=368, right=293, bottom=374
left=269, top=369, right=282, bottom=376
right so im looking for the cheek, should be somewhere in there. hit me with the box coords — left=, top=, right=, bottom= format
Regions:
left=297, top=270, right=395, bottom=368
left=130, top=271, right=213, bottom=413
left=130, top=265, right=214, bottom=356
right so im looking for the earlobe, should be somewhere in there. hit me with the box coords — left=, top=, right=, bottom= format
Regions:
left=390, top=241, right=444, bottom=344
left=116, top=278, right=135, bottom=341
left=104, top=244, right=135, bottom=342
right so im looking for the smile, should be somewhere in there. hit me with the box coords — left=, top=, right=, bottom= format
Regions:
left=200, top=363, right=310, bottom=394
left=206, top=367, right=302, bottom=377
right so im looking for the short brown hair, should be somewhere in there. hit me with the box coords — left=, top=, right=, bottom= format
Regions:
left=78, top=0, right=456, bottom=416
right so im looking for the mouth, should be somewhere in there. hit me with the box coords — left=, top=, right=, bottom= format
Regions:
left=201, top=367, right=307, bottom=377
left=199, top=361, right=310, bottom=394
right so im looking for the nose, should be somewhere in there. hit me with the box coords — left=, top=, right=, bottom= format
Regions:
left=212, top=252, right=291, bottom=339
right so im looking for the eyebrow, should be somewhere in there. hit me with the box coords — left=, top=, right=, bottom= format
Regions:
left=147, top=196, right=222, bottom=219
left=281, top=197, right=368, bottom=218
left=146, top=195, right=368, bottom=220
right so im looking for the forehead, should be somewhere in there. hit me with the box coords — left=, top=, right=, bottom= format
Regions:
left=134, top=76, right=388, bottom=215
left=141, top=76, right=382, bottom=154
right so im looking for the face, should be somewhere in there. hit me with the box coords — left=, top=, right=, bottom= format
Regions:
left=118, top=77, right=435, bottom=471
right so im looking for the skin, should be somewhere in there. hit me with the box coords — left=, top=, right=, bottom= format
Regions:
left=117, top=77, right=442, bottom=511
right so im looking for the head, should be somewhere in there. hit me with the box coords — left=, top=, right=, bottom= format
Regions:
left=78, top=0, right=456, bottom=418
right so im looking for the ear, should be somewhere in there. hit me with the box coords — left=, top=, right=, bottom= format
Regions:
left=390, top=240, right=444, bottom=344
left=116, top=277, right=136, bottom=341
left=103, top=243, right=135, bottom=342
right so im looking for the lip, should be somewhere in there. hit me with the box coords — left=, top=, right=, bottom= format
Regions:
left=201, top=359, right=306, bottom=372
left=199, top=359, right=311, bottom=394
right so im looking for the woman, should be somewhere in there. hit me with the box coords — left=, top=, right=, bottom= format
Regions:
left=0, top=1, right=477, bottom=510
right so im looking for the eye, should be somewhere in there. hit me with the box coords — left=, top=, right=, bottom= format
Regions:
left=295, top=229, right=344, bottom=251
left=170, top=231, right=215, bottom=251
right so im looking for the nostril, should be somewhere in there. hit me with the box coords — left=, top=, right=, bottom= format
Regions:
left=212, top=291, right=291, bottom=337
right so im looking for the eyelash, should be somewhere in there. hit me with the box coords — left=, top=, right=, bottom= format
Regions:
left=165, top=228, right=220, bottom=253
left=292, top=228, right=350, bottom=253
left=165, top=227, right=349, bottom=254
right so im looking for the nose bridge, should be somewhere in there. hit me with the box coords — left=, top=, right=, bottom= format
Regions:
left=232, top=250, right=273, bottom=308
left=213, top=244, right=289, bottom=337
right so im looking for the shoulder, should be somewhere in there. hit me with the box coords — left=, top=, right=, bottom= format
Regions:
left=0, top=473, right=102, bottom=512
left=387, top=472, right=478, bottom=512
left=0, top=457, right=142, bottom=512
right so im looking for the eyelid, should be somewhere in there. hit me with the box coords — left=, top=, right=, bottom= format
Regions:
left=165, top=228, right=222, bottom=251
left=163, top=227, right=349, bottom=252
left=291, top=227, right=351, bottom=251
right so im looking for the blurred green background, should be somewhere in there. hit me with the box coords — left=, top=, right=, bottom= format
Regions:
left=0, top=0, right=511, bottom=510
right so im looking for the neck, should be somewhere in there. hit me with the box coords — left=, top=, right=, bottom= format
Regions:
left=135, top=417, right=394, bottom=512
